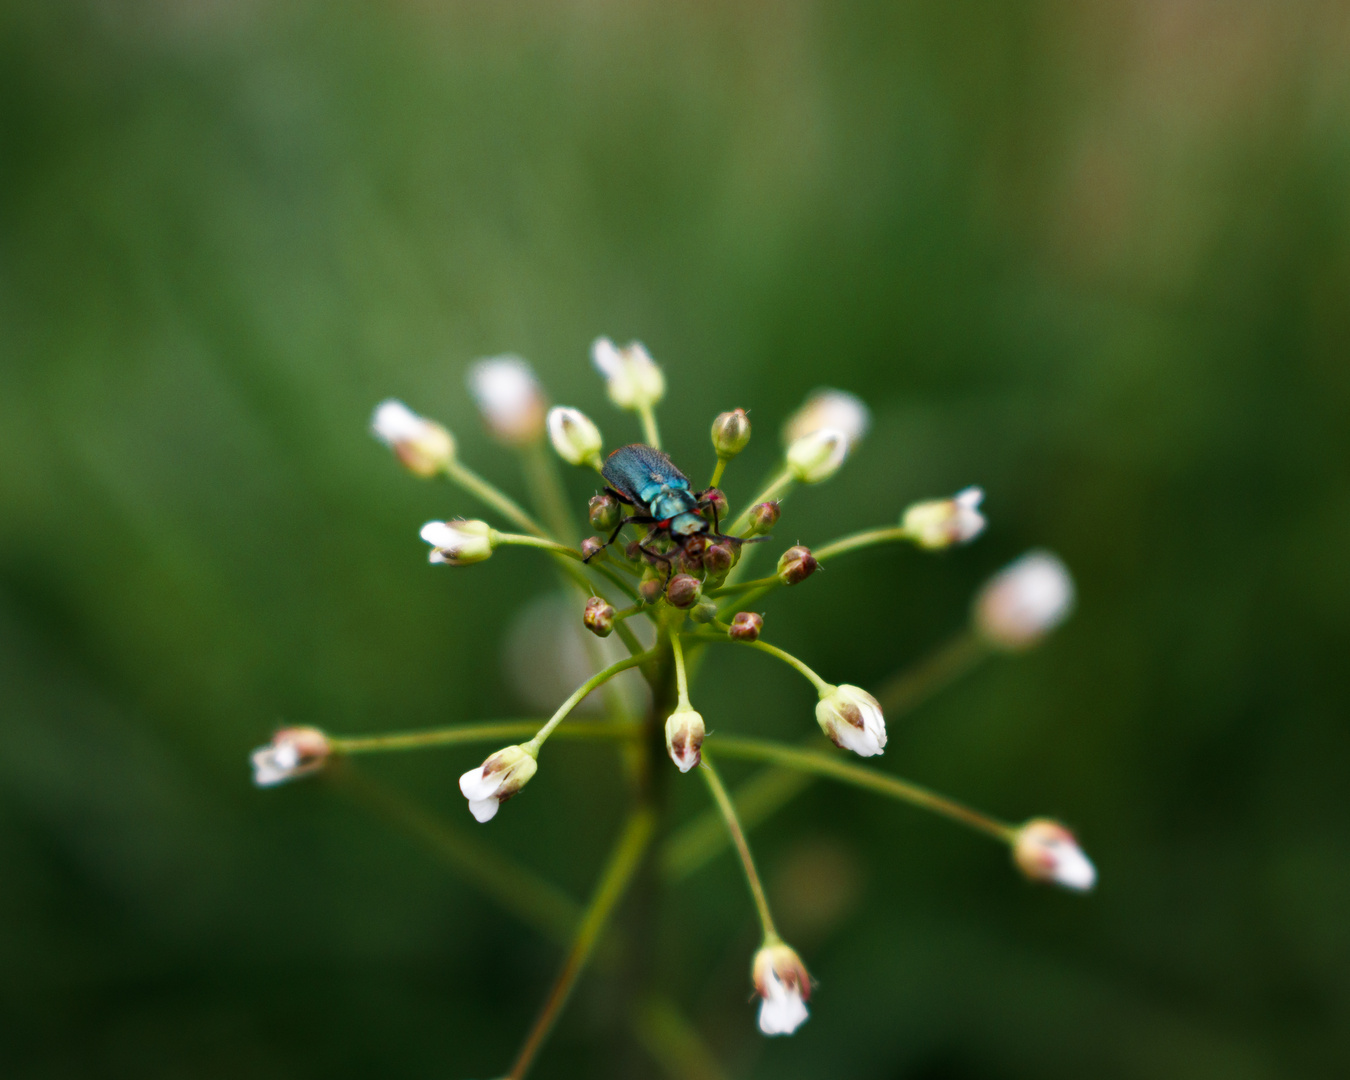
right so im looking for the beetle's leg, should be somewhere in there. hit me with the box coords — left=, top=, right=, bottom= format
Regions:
left=585, top=514, right=662, bottom=562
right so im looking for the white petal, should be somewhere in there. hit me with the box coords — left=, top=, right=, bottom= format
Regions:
left=757, top=973, right=809, bottom=1036
left=459, top=766, right=504, bottom=802
left=833, top=720, right=884, bottom=757
left=371, top=400, right=424, bottom=445
left=1050, top=840, right=1097, bottom=891
left=467, top=797, right=500, bottom=823
left=420, top=521, right=459, bottom=548
left=591, top=337, right=623, bottom=377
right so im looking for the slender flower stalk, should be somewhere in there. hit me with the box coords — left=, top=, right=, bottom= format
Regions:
left=442, top=457, right=552, bottom=540
left=665, top=633, right=705, bottom=772
left=327, top=720, right=641, bottom=756
left=725, top=468, right=796, bottom=537
left=523, top=650, right=659, bottom=756
left=699, top=752, right=779, bottom=942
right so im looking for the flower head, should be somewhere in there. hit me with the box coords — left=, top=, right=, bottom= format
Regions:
left=776, top=545, right=819, bottom=585
left=973, top=550, right=1075, bottom=649
left=664, top=705, right=705, bottom=773
left=592, top=337, right=666, bottom=410
left=467, top=356, right=547, bottom=446
left=371, top=399, right=455, bottom=476
left=752, top=942, right=812, bottom=1036
left=459, top=745, right=538, bottom=823
left=711, top=408, right=752, bottom=458
left=251, top=726, right=331, bottom=787
left=1013, top=819, right=1097, bottom=892
left=903, top=486, right=986, bottom=549
left=785, top=427, right=849, bottom=484
left=728, top=611, right=763, bottom=642
left=420, top=519, right=496, bottom=565
left=547, top=406, right=604, bottom=468
left=816, top=684, right=886, bottom=757
left=783, top=388, right=870, bottom=448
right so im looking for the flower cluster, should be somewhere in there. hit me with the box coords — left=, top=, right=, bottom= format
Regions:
left=252, top=339, right=1093, bottom=1072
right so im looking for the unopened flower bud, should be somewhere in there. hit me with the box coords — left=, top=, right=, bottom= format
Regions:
left=580, top=536, right=604, bottom=561
left=583, top=596, right=615, bottom=637
left=251, top=726, right=331, bottom=787
left=591, top=336, right=666, bottom=410
left=783, top=388, right=870, bottom=448
left=638, top=577, right=664, bottom=605
left=420, top=519, right=496, bottom=565
left=752, top=942, right=811, bottom=1036
left=1013, top=819, right=1097, bottom=892
left=702, top=487, right=729, bottom=522
left=816, top=684, right=886, bottom=757
left=467, top=355, right=547, bottom=446
left=459, top=745, right=538, bottom=823
left=664, top=705, right=705, bottom=773
left=903, top=487, right=987, bottom=549
left=728, top=611, right=763, bottom=642
left=703, top=541, right=735, bottom=579
left=690, top=599, right=719, bottom=624
left=625, top=539, right=644, bottom=562
left=665, top=573, right=702, bottom=609
left=589, top=493, right=622, bottom=532
left=973, top=550, right=1075, bottom=650
left=786, top=427, right=849, bottom=483
left=547, top=406, right=604, bottom=468
left=776, top=546, right=818, bottom=585
left=711, top=408, right=751, bottom=458
left=371, top=399, right=456, bottom=476
left=745, top=500, right=781, bottom=537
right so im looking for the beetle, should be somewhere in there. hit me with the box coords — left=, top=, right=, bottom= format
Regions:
left=588, top=443, right=747, bottom=573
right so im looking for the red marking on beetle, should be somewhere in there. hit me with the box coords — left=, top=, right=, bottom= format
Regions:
left=658, top=518, right=673, bottom=528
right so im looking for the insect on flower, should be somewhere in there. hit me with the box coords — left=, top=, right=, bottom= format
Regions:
left=589, top=443, right=765, bottom=575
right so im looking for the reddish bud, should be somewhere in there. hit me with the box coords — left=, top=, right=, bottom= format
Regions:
left=583, top=596, right=616, bottom=637
left=703, top=542, right=735, bottom=578
left=638, top=578, right=664, bottom=605
left=665, top=573, right=702, bottom=609
left=729, top=611, right=763, bottom=642
left=777, top=545, right=818, bottom=585
left=746, top=500, right=781, bottom=537
left=702, top=488, right=729, bottom=522
left=580, top=536, right=604, bottom=561
left=589, top=493, right=622, bottom=532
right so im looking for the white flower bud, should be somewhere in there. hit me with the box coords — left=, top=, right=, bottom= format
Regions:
left=546, top=406, right=604, bottom=468
left=251, top=726, right=331, bottom=787
left=467, top=355, right=547, bottom=446
left=420, top=519, right=496, bottom=565
left=752, top=942, right=811, bottom=1036
left=664, top=705, right=705, bottom=773
left=815, top=684, right=887, bottom=757
left=973, top=550, right=1075, bottom=649
left=458, top=745, right=538, bottom=823
left=1013, top=819, right=1097, bottom=892
left=902, top=486, right=987, bottom=549
left=783, top=388, right=870, bottom=448
left=785, top=427, right=848, bottom=484
left=371, top=399, right=456, bottom=476
left=591, top=336, right=666, bottom=410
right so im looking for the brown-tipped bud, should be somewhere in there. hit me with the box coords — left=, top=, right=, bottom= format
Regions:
left=251, top=726, right=331, bottom=787
left=625, top=539, right=644, bottom=562
left=638, top=577, right=664, bottom=605
left=777, top=545, right=818, bottom=585
left=703, top=488, right=730, bottom=523
left=728, top=611, right=763, bottom=642
left=690, top=599, right=719, bottom=624
left=746, top=500, right=781, bottom=537
left=580, top=536, right=604, bottom=561
left=583, top=596, right=616, bottom=637
left=665, top=573, right=702, bottom=609
left=703, top=541, right=735, bottom=579
left=588, top=493, right=622, bottom=532
left=711, top=408, right=752, bottom=458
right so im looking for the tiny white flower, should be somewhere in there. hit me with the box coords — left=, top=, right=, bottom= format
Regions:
left=591, top=336, right=666, bottom=411
left=664, top=705, right=705, bottom=773
left=546, top=406, right=604, bottom=468
left=420, top=519, right=496, bottom=565
left=783, top=388, right=870, bottom=448
left=251, top=727, right=331, bottom=787
left=785, top=427, right=849, bottom=484
left=815, top=684, right=887, bottom=757
left=458, top=745, right=538, bottom=822
left=467, top=356, right=547, bottom=446
left=1014, top=819, right=1097, bottom=892
left=371, top=399, right=456, bottom=476
left=973, top=550, right=1075, bottom=650
left=752, top=943, right=812, bottom=1036
left=903, top=486, right=987, bottom=549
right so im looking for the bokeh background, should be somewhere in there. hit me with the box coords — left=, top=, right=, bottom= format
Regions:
left=3, top=2, right=1349, bottom=1077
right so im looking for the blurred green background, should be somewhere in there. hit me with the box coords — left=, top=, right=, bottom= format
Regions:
left=3, top=2, right=1349, bottom=1077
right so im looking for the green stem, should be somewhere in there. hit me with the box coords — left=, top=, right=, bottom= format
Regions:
left=496, top=533, right=585, bottom=560
left=328, top=720, right=639, bottom=756
left=633, top=996, right=730, bottom=1080
left=710, top=735, right=1017, bottom=842
left=708, top=457, right=728, bottom=490
left=686, top=632, right=829, bottom=694
left=507, top=808, right=655, bottom=1080
left=699, top=752, right=779, bottom=942
left=637, top=404, right=662, bottom=449
left=725, top=467, right=795, bottom=537
left=670, top=633, right=691, bottom=709
left=444, top=459, right=550, bottom=539
left=813, top=525, right=912, bottom=562
left=707, top=575, right=779, bottom=598
left=874, top=630, right=988, bottom=714
left=524, top=650, right=659, bottom=754
left=521, top=440, right=579, bottom=544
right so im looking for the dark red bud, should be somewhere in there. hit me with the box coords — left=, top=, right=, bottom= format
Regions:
left=703, top=542, right=735, bottom=578
left=580, top=536, right=604, bottom=561
left=748, top=500, right=781, bottom=537
left=638, top=578, right=664, bottom=605
left=583, top=596, right=616, bottom=637
left=665, top=573, right=702, bottom=609
left=776, top=545, right=818, bottom=585
left=703, top=488, right=729, bottom=521
left=729, top=611, right=763, bottom=641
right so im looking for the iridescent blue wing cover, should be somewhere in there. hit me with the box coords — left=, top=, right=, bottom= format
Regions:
left=601, top=444, right=690, bottom=508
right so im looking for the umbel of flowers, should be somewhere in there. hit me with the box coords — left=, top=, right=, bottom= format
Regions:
left=253, top=343, right=1091, bottom=1076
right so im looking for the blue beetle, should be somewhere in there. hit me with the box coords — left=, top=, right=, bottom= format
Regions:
left=589, top=443, right=739, bottom=572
